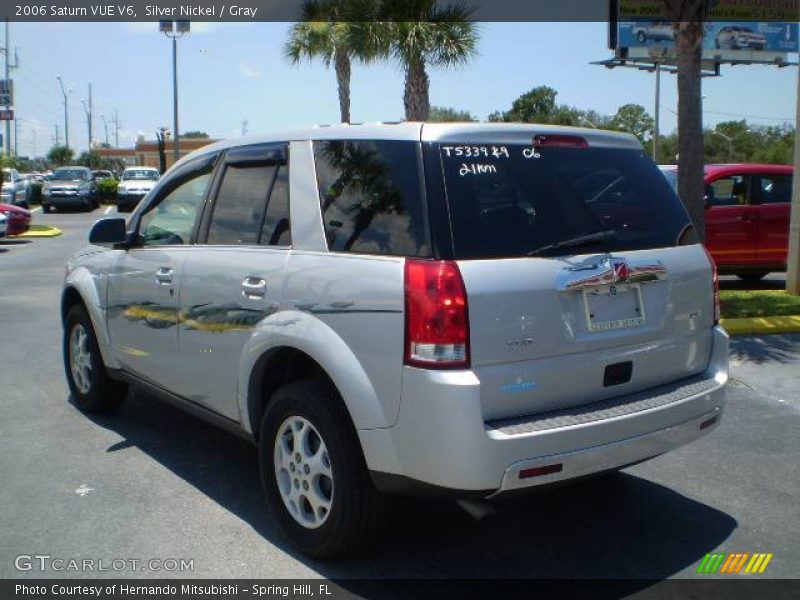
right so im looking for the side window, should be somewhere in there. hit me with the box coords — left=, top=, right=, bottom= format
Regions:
left=261, top=166, right=291, bottom=246
left=755, top=174, right=792, bottom=205
left=138, top=162, right=213, bottom=246
left=707, top=175, right=749, bottom=207
left=313, top=139, right=430, bottom=257
left=207, top=164, right=276, bottom=245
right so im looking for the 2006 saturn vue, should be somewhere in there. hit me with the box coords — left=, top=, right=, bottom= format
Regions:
left=61, top=123, right=728, bottom=558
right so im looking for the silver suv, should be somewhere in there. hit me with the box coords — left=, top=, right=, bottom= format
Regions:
left=62, top=123, right=728, bottom=558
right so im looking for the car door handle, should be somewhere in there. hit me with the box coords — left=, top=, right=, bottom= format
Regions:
left=155, top=267, right=173, bottom=285
left=242, top=277, right=267, bottom=298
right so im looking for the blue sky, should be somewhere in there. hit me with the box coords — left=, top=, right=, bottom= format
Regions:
left=8, top=21, right=798, bottom=158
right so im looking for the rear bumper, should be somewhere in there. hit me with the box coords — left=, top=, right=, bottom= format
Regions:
left=362, top=326, right=728, bottom=497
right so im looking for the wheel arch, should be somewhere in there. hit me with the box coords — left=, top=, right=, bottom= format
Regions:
left=62, top=268, right=120, bottom=369
left=239, top=311, right=396, bottom=439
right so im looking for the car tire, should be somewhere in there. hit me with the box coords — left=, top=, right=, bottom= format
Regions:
left=63, top=304, right=128, bottom=413
left=637, top=31, right=646, bottom=44
left=737, top=272, right=768, bottom=283
left=715, top=38, right=721, bottom=49
left=259, top=378, right=388, bottom=559
left=43, top=204, right=51, bottom=213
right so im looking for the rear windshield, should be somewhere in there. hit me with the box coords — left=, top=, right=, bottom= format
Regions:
left=434, top=144, right=694, bottom=259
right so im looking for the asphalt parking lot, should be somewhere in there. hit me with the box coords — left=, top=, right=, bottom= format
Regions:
left=1, top=207, right=798, bottom=582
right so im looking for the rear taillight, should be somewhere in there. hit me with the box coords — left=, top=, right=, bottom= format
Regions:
left=704, top=246, right=721, bottom=325
left=404, top=259, right=470, bottom=369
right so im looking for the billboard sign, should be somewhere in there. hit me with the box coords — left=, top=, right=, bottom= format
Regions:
left=618, top=20, right=798, bottom=53
left=612, top=0, right=799, bottom=65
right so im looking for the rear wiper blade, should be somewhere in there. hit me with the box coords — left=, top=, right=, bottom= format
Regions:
left=527, top=230, right=617, bottom=257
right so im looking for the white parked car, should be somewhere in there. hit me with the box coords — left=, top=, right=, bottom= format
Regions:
left=116, top=167, right=160, bottom=212
left=1, top=168, right=29, bottom=207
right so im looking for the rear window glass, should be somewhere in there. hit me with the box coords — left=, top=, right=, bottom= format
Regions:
left=434, top=144, right=694, bottom=259
left=313, top=140, right=430, bottom=257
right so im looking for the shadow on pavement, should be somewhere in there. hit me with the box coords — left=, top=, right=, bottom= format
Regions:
left=730, top=335, right=800, bottom=364
left=719, top=276, right=785, bottom=291
left=82, top=389, right=736, bottom=588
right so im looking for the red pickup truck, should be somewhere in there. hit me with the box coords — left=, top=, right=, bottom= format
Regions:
left=660, top=164, right=793, bottom=281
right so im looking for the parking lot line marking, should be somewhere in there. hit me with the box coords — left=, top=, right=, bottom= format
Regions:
left=30, top=206, right=42, bottom=214
left=104, top=206, right=113, bottom=215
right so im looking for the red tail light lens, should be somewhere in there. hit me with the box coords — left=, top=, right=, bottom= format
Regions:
left=404, top=259, right=470, bottom=369
left=533, top=134, right=588, bottom=148
left=704, top=245, right=721, bottom=325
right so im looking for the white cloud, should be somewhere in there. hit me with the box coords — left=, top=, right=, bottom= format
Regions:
left=239, top=61, right=262, bottom=79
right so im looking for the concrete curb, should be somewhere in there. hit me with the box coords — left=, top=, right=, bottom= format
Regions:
left=721, top=316, right=800, bottom=336
left=14, top=225, right=63, bottom=238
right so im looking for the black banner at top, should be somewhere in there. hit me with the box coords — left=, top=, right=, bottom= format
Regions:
left=2, top=0, right=798, bottom=23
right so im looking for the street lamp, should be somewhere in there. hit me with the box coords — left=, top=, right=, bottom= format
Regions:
left=160, top=20, right=189, bottom=164
left=56, top=75, right=71, bottom=150
left=711, top=129, right=751, bottom=162
left=81, top=99, right=92, bottom=152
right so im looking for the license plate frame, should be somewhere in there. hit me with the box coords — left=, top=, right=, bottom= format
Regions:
left=582, top=283, right=646, bottom=332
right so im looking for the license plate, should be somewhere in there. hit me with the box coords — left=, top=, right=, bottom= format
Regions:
left=583, top=283, right=645, bottom=332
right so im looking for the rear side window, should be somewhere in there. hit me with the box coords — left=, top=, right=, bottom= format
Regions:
left=755, top=173, right=792, bottom=205
left=432, top=143, right=695, bottom=259
left=313, top=140, right=430, bottom=257
left=206, top=145, right=291, bottom=246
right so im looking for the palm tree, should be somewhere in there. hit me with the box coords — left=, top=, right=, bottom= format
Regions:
left=663, top=1, right=708, bottom=240
left=285, top=1, right=361, bottom=123
left=349, top=0, right=479, bottom=121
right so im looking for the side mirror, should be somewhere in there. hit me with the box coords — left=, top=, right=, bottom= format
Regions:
left=88, top=217, right=128, bottom=247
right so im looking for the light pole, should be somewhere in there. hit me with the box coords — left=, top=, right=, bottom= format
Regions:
left=56, top=75, right=71, bottom=151
left=160, top=20, right=190, bottom=165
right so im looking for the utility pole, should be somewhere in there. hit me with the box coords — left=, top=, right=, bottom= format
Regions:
left=112, top=108, right=120, bottom=147
left=54, top=123, right=59, bottom=147
left=81, top=83, right=93, bottom=152
left=100, top=114, right=109, bottom=146
left=13, top=115, right=17, bottom=156
left=653, top=61, right=661, bottom=162
left=241, top=119, right=248, bottom=136
left=3, top=19, right=10, bottom=157
left=32, top=127, right=36, bottom=157
left=787, top=64, right=800, bottom=295
left=56, top=75, right=70, bottom=150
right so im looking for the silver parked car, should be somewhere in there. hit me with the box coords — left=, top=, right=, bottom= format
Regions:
left=1, top=168, right=30, bottom=207
left=62, top=123, right=728, bottom=558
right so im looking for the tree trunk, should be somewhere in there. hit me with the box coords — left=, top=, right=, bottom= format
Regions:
left=334, top=48, right=351, bottom=124
left=403, top=57, right=430, bottom=121
left=675, top=20, right=706, bottom=241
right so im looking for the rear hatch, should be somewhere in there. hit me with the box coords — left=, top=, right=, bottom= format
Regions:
left=422, top=124, right=716, bottom=422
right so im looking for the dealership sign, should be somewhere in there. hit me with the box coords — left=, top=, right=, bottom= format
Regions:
left=618, top=21, right=798, bottom=53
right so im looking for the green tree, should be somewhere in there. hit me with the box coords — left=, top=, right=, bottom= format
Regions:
left=286, top=0, right=365, bottom=123
left=349, top=0, right=479, bottom=121
left=609, top=104, right=655, bottom=146
left=47, top=145, right=75, bottom=166
left=182, top=131, right=209, bottom=139
left=428, top=106, right=476, bottom=122
left=490, top=86, right=558, bottom=123
left=77, top=150, right=104, bottom=169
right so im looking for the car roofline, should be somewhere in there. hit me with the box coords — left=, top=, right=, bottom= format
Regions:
left=168, top=122, right=644, bottom=172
